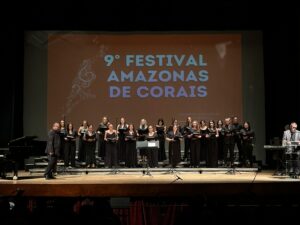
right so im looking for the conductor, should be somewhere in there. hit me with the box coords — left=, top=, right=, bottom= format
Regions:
left=44, top=122, right=61, bottom=180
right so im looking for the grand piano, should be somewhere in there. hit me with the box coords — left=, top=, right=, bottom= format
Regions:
left=0, top=136, right=46, bottom=179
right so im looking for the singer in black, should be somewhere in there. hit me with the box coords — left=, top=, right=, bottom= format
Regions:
left=96, top=117, right=109, bottom=159
left=240, top=121, right=255, bottom=167
left=189, top=121, right=201, bottom=167
left=145, top=125, right=159, bottom=168
left=166, top=124, right=182, bottom=168
left=207, top=120, right=219, bottom=168
left=232, top=116, right=243, bottom=163
left=59, top=120, right=66, bottom=160
left=200, top=120, right=209, bottom=164
left=168, top=118, right=181, bottom=132
left=182, top=116, right=192, bottom=161
left=83, top=125, right=97, bottom=168
left=125, top=124, right=137, bottom=168
left=104, top=124, right=119, bottom=168
left=156, top=118, right=166, bottom=162
left=221, top=118, right=235, bottom=167
left=64, top=123, right=77, bottom=168
left=44, top=122, right=61, bottom=179
left=117, top=117, right=129, bottom=163
left=138, top=119, right=148, bottom=140
left=77, top=120, right=88, bottom=162
left=216, top=120, right=224, bottom=163
left=137, top=119, right=148, bottom=160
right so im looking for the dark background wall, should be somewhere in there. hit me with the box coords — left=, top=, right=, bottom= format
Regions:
left=0, top=1, right=299, bottom=146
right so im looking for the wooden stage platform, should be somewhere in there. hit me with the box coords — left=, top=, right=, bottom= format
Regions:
left=1, top=169, right=300, bottom=197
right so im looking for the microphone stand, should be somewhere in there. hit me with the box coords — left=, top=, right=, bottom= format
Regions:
left=225, top=162, right=241, bottom=175
left=165, top=137, right=183, bottom=181
left=106, top=138, right=123, bottom=175
left=172, top=174, right=183, bottom=182
left=142, top=153, right=152, bottom=177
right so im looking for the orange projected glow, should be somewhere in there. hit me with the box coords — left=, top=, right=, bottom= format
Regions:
left=48, top=33, right=242, bottom=127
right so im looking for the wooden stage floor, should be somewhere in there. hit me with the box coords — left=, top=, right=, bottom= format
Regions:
left=1, top=170, right=300, bottom=197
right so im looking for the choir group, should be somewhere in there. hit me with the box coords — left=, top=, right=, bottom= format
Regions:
left=57, top=116, right=255, bottom=169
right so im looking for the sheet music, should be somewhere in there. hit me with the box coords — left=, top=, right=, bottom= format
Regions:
left=148, top=142, right=156, bottom=147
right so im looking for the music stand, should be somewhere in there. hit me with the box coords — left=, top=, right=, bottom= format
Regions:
left=273, top=147, right=286, bottom=176
left=142, top=161, right=152, bottom=177
left=169, top=174, right=183, bottom=183
left=108, top=166, right=123, bottom=175
left=141, top=155, right=152, bottom=177
left=165, top=167, right=183, bottom=182
left=225, top=162, right=241, bottom=175
left=164, top=164, right=182, bottom=179
left=137, top=140, right=159, bottom=177
left=284, top=143, right=300, bottom=178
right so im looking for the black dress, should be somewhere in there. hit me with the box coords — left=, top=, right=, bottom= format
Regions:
left=200, top=127, right=209, bottom=163
left=182, top=125, right=192, bottom=161
left=240, top=128, right=255, bottom=166
left=145, top=133, right=159, bottom=167
left=83, top=131, right=97, bottom=166
left=97, top=123, right=108, bottom=158
left=156, top=125, right=166, bottom=161
left=59, top=127, right=66, bottom=159
left=216, top=127, right=224, bottom=161
left=167, top=130, right=182, bottom=167
left=221, top=125, right=235, bottom=164
left=78, top=127, right=88, bottom=162
left=125, top=131, right=137, bottom=167
left=105, top=131, right=118, bottom=168
left=117, top=124, right=128, bottom=163
left=137, top=126, right=148, bottom=156
left=232, top=123, right=243, bottom=162
left=190, top=129, right=201, bottom=167
left=207, top=128, right=218, bottom=168
left=64, top=130, right=77, bottom=167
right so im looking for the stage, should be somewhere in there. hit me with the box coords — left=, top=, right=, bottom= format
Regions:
left=1, top=169, right=300, bottom=197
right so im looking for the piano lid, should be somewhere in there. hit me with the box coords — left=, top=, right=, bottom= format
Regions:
left=8, top=136, right=37, bottom=146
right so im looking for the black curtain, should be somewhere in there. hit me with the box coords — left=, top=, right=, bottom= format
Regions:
left=0, top=27, right=24, bottom=147
left=0, top=3, right=299, bottom=147
left=263, top=12, right=300, bottom=143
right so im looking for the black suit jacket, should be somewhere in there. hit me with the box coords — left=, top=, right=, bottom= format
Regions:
left=45, top=130, right=61, bottom=156
left=221, top=125, right=235, bottom=144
